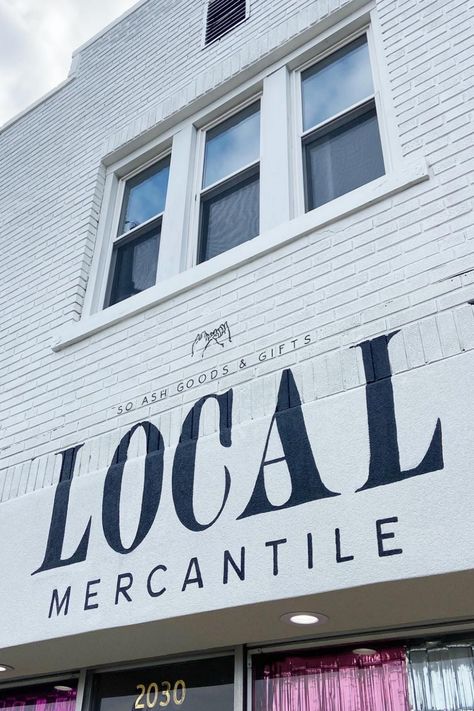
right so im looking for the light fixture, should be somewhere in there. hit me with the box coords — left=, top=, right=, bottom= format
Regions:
left=280, top=612, right=328, bottom=626
left=352, top=648, right=377, bottom=656
left=54, top=686, right=74, bottom=692
left=0, top=664, right=13, bottom=673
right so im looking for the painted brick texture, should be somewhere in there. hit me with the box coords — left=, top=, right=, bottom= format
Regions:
left=0, top=0, right=473, bottom=501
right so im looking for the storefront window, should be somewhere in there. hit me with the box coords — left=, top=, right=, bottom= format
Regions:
left=0, top=681, right=77, bottom=711
left=92, top=655, right=234, bottom=711
left=253, top=647, right=409, bottom=711
left=408, top=644, right=474, bottom=710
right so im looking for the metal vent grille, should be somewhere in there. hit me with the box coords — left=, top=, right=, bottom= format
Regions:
left=205, top=0, right=247, bottom=45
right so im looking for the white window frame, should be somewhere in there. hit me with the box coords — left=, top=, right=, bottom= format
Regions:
left=101, top=151, right=171, bottom=309
left=61, top=4, right=427, bottom=349
left=84, top=125, right=197, bottom=316
left=186, top=94, right=263, bottom=270
left=291, top=24, right=396, bottom=217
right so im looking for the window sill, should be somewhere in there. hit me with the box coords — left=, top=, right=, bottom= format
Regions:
left=52, top=158, right=429, bottom=352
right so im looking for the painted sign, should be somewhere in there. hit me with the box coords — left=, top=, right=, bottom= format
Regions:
left=0, top=329, right=473, bottom=647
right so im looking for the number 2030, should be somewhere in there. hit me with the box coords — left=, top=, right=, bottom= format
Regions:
left=135, top=681, right=186, bottom=708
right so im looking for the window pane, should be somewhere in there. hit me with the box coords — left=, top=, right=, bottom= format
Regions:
left=253, top=647, right=409, bottom=711
left=409, top=646, right=474, bottom=710
left=108, top=227, right=160, bottom=306
left=93, top=657, right=234, bottom=711
left=203, top=103, right=260, bottom=188
left=0, top=681, right=77, bottom=711
left=200, top=173, right=259, bottom=262
left=302, top=36, right=374, bottom=131
left=119, top=158, right=170, bottom=234
left=305, top=107, right=385, bottom=210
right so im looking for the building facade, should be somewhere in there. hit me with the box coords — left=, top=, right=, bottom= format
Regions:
left=0, top=0, right=474, bottom=709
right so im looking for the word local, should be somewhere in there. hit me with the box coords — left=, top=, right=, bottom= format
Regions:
left=35, top=332, right=444, bottom=602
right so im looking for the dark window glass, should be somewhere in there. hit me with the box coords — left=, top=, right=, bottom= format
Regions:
left=119, top=159, right=170, bottom=234
left=93, top=656, right=234, bottom=711
left=199, top=102, right=260, bottom=264
left=108, top=226, right=160, bottom=306
left=304, top=106, right=385, bottom=210
left=203, top=103, right=260, bottom=188
left=205, top=0, right=246, bottom=45
left=199, top=170, right=259, bottom=262
left=302, top=36, right=374, bottom=131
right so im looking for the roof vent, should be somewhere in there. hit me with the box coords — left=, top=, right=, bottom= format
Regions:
left=205, top=0, right=247, bottom=45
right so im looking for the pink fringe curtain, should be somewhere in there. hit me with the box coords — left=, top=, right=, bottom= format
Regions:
left=254, top=647, right=409, bottom=711
left=0, top=689, right=76, bottom=711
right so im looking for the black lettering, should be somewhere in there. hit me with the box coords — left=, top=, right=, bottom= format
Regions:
left=115, top=573, right=133, bottom=604
left=102, top=422, right=164, bottom=554
left=172, top=390, right=232, bottom=531
left=307, top=532, right=314, bottom=569
left=147, top=565, right=167, bottom=597
left=265, top=538, right=287, bottom=576
left=182, top=557, right=203, bottom=591
left=238, top=369, right=339, bottom=519
left=84, top=579, right=100, bottom=610
left=33, top=445, right=90, bottom=574
left=223, top=547, right=245, bottom=584
left=376, top=517, right=403, bottom=557
left=48, top=586, right=71, bottom=618
left=356, top=333, right=443, bottom=491
left=335, top=527, right=354, bottom=562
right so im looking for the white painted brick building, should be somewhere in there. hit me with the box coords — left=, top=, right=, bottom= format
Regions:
left=0, top=0, right=473, bottom=708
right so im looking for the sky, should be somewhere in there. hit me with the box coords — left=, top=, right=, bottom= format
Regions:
left=0, top=0, right=139, bottom=126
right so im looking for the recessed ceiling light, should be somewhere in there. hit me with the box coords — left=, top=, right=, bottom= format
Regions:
left=352, top=648, right=377, bottom=656
left=280, top=612, right=328, bottom=626
left=0, top=664, right=13, bottom=673
left=54, top=686, right=73, bottom=692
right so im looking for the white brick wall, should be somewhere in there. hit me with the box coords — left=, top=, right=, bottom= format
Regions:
left=0, top=0, right=473, bottom=502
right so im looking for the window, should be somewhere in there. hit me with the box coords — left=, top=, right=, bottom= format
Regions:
left=79, top=20, right=410, bottom=327
left=92, top=656, right=234, bottom=711
left=252, top=642, right=474, bottom=711
left=253, top=646, right=409, bottom=711
left=105, top=156, right=170, bottom=307
left=300, top=35, right=385, bottom=211
left=205, top=0, right=247, bottom=45
left=198, top=102, right=260, bottom=264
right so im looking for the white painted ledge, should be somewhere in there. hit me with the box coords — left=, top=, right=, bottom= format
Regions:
left=51, top=158, right=429, bottom=351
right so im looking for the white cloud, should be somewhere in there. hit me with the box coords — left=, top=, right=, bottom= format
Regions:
left=0, top=0, right=139, bottom=125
